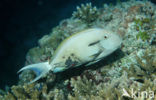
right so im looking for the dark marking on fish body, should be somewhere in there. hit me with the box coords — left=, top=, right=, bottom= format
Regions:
left=88, top=40, right=100, bottom=46
left=65, top=56, right=78, bottom=67
left=65, top=57, right=72, bottom=67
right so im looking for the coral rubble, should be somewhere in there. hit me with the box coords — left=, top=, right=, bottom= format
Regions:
left=0, top=0, right=156, bottom=100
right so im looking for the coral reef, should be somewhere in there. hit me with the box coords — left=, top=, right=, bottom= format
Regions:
left=0, top=0, right=156, bottom=100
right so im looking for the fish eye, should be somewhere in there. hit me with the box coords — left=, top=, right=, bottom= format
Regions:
left=104, top=35, right=108, bottom=39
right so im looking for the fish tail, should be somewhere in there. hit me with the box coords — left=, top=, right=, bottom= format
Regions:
left=17, top=62, right=51, bottom=84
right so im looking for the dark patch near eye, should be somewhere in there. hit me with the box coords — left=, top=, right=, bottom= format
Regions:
left=88, top=40, right=100, bottom=46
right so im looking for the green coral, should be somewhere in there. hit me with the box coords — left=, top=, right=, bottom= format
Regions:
left=134, top=18, right=150, bottom=27
left=136, top=31, right=149, bottom=41
left=134, top=18, right=152, bottom=41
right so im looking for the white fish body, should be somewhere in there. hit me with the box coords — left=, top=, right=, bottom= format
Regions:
left=18, top=28, right=122, bottom=83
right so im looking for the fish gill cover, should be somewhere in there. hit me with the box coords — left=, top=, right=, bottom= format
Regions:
left=0, top=0, right=156, bottom=100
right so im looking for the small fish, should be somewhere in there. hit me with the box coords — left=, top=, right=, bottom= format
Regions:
left=18, top=28, right=122, bottom=83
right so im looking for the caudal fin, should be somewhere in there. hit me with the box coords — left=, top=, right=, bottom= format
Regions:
left=18, top=62, right=51, bottom=84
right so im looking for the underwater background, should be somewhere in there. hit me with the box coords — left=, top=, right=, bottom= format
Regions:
left=0, top=0, right=156, bottom=99
left=0, top=0, right=117, bottom=89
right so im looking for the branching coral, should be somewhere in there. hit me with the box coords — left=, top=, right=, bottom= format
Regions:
left=120, top=46, right=156, bottom=99
left=1, top=83, right=66, bottom=100
left=68, top=71, right=136, bottom=100
left=72, top=3, right=99, bottom=23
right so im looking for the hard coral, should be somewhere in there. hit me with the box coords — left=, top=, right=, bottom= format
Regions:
left=68, top=71, right=134, bottom=100
left=72, top=3, right=99, bottom=23
left=1, top=83, right=66, bottom=100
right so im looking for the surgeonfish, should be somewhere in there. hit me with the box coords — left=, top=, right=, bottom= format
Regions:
left=18, top=28, right=122, bottom=83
